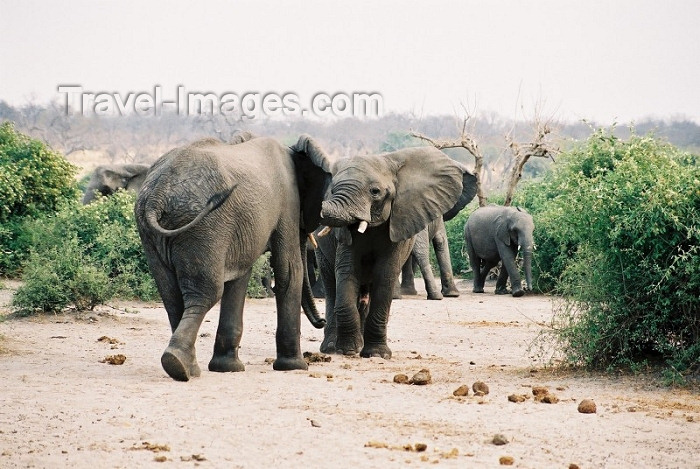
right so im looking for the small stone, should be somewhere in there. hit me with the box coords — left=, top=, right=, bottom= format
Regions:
left=472, top=381, right=489, bottom=395
left=393, top=374, right=409, bottom=384
left=453, top=385, right=469, bottom=397
left=578, top=399, right=597, bottom=414
left=492, top=434, right=508, bottom=445
left=409, top=369, right=432, bottom=385
left=499, top=456, right=515, bottom=465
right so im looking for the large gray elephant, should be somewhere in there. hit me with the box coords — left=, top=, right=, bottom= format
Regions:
left=398, top=166, right=477, bottom=300
left=134, top=133, right=329, bottom=381
left=298, top=136, right=469, bottom=359
left=82, top=163, right=150, bottom=204
left=464, top=205, right=534, bottom=297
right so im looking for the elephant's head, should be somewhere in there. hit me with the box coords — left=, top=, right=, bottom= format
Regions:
left=82, top=163, right=150, bottom=204
left=497, top=207, right=535, bottom=290
left=317, top=146, right=466, bottom=243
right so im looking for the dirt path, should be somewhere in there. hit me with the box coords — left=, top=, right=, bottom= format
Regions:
left=0, top=279, right=698, bottom=468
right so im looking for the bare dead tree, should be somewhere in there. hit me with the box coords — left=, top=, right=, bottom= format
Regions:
left=411, top=116, right=489, bottom=207
left=412, top=110, right=559, bottom=207
left=503, top=121, right=558, bottom=206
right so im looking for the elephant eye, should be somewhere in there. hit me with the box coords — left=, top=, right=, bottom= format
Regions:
left=369, top=186, right=382, bottom=197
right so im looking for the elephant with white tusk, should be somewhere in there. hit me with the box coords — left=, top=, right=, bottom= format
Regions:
left=298, top=135, right=474, bottom=359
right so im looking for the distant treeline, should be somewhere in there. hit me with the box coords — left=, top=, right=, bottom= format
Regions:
left=1, top=99, right=699, bottom=191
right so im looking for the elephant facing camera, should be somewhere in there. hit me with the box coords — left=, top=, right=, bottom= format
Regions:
left=464, top=205, right=534, bottom=297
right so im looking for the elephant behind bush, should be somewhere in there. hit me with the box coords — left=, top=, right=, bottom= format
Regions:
left=82, top=164, right=150, bottom=204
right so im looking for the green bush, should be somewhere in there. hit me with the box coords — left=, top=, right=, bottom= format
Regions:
left=0, top=121, right=79, bottom=275
left=12, top=191, right=158, bottom=314
left=517, top=130, right=700, bottom=377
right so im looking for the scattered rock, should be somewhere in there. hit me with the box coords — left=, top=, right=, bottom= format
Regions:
left=409, top=369, right=432, bottom=385
left=264, top=357, right=275, bottom=364
left=578, top=399, right=597, bottom=414
left=154, top=455, right=167, bottom=462
left=492, top=434, right=509, bottom=445
left=472, top=381, right=489, bottom=395
left=508, top=393, right=529, bottom=403
left=453, top=385, right=470, bottom=397
left=309, top=419, right=321, bottom=428
left=414, top=443, right=427, bottom=452
left=499, top=455, right=515, bottom=465
left=303, top=352, right=331, bottom=363
left=100, top=354, right=126, bottom=365
left=97, top=336, right=119, bottom=344
left=365, top=441, right=388, bottom=449
left=393, top=374, right=409, bottom=384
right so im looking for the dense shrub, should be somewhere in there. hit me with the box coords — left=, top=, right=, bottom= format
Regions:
left=0, top=121, right=79, bottom=275
left=12, top=191, right=158, bottom=314
left=516, top=130, right=700, bottom=377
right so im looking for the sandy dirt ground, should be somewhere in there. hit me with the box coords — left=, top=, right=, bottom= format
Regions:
left=0, top=278, right=698, bottom=469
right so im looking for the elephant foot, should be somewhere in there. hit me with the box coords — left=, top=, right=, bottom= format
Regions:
left=426, top=291, right=444, bottom=300
left=320, top=334, right=337, bottom=354
left=334, top=334, right=363, bottom=356
left=473, top=287, right=485, bottom=293
left=495, top=287, right=510, bottom=295
left=161, top=346, right=201, bottom=382
left=511, top=289, right=524, bottom=298
left=273, top=355, right=308, bottom=371
left=400, top=286, right=418, bottom=296
left=442, top=287, right=460, bottom=298
left=360, top=343, right=392, bottom=359
left=208, top=353, right=245, bottom=373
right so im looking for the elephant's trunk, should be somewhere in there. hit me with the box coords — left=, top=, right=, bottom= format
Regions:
left=522, top=249, right=533, bottom=291
left=301, top=238, right=326, bottom=329
left=320, top=199, right=369, bottom=230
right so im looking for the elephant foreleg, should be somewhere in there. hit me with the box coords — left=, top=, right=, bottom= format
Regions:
left=361, top=280, right=394, bottom=359
left=209, top=273, right=250, bottom=373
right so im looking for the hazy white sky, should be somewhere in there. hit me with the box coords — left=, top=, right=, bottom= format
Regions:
left=1, top=0, right=699, bottom=123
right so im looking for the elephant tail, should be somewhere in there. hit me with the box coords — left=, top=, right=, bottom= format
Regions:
left=145, top=186, right=235, bottom=237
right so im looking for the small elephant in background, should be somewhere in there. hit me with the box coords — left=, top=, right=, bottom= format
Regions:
left=464, top=205, right=534, bottom=297
left=398, top=165, right=477, bottom=300
left=82, top=163, right=150, bottom=204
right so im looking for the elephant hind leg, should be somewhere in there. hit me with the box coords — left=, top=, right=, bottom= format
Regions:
left=209, top=273, right=250, bottom=373
left=162, top=293, right=220, bottom=381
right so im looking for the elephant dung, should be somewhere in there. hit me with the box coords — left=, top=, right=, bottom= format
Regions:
left=393, top=374, right=410, bottom=384
left=409, top=369, right=432, bottom=385
left=453, top=385, right=470, bottom=397
left=472, top=381, right=490, bottom=396
left=578, top=399, right=597, bottom=414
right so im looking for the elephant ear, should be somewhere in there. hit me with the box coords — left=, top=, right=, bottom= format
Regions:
left=495, top=212, right=512, bottom=246
left=389, top=147, right=463, bottom=242
left=443, top=164, right=477, bottom=222
left=290, top=135, right=333, bottom=233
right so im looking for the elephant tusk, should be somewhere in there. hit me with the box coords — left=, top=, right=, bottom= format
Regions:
left=317, top=226, right=332, bottom=237
left=307, top=233, right=318, bottom=249
left=357, top=220, right=368, bottom=233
